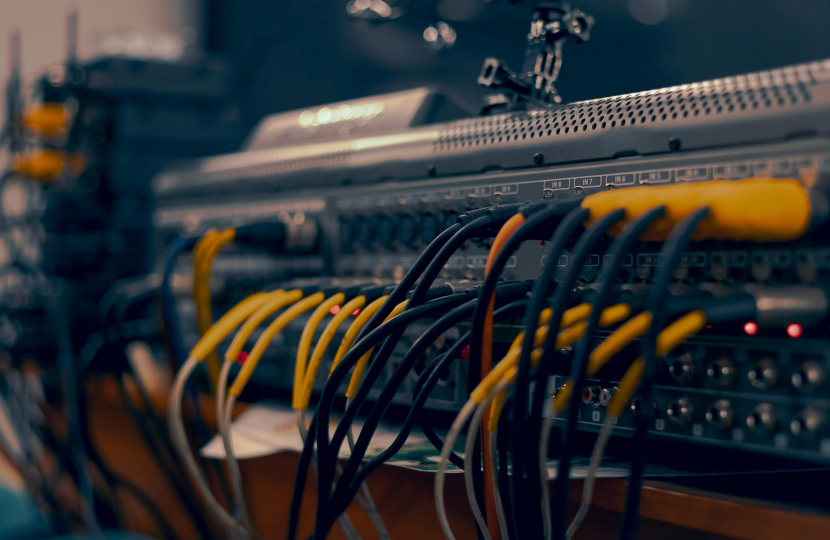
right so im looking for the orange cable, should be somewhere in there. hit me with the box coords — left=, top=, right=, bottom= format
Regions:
left=481, top=212, right=524, bottom=540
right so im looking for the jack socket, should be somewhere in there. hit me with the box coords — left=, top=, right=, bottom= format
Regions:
left=746, top=403, right=777, bottom=433
left=667, top=397, right=695, bottom=425
left=706, top=357, right=736, bottom=388
left=705, top=399, right=733, bottom=429
left=748, top=358, right=778, bottom=390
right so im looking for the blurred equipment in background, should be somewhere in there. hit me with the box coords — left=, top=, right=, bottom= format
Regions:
left=7, top=1, right=830, bottom=539
left=19, top=13, right=243, bottom=349
left=0, top=11, right=244, bottom=539
left=155, top=0, right=830, bottom=537
left=478, top=1, right=594, bottom=111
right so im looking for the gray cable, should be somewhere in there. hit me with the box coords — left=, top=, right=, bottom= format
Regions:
left=565, top=414, right=614, bottom=539
left=435, top=399, right=476, bottom=540
left=488, top=432, right=509, bottom=540
left=221, top=393, right=256, bottom=536
left=218, top=358, right=256, bottom=535
left=168, top=356, right=248, bottom=538
left=463, top=384, right=505, bottom=540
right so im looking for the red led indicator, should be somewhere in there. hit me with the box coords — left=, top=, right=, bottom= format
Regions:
left=236, top=351, right=249, bottom=365
left=743, top=322, right=758, bottom=336
left=351, top=308, right=361, bottom=316
left=329, top=305, right=341, bottom=315
left=787, top=324, right=802, bottom=338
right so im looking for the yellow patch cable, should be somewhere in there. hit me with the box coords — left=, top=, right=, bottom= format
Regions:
left=228, top=293, right=326, bottom=397
left=193, top=228, right=236, bottom=390
left=297, top=295, right=366, bottom=410
left=330, top=295, right=388, bottom=375
left=292, top=293, right=346, bottom=409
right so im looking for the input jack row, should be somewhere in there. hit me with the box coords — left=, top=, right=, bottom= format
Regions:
left=668, top=353, right=825, bottom=394
left=582, top=385, right=617, bottom=408
left=663, top=397, right=826, bottom=439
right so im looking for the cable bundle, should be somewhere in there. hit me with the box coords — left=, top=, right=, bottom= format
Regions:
left=164, top=177, right=830, bottom=540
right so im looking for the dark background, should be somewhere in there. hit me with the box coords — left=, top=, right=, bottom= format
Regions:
left=202, top=0, right=830, bottom=134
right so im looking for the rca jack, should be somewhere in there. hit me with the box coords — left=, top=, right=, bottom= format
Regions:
left=582, top=385, right=602, bottom=407
left=598, top=387, right=616, bottom=407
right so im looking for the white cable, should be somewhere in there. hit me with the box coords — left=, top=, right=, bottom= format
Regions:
left=168, top=356, right=248, bottom=538
left=217, top=358, right=255, bottom=535
left=435, top=399, right=476, bottom=540
left=565, top=414, right=614, bottom=540
left=344, top=397, right=391, bottom=540
left=539, top=411, right=557, bottom=540
left=222, top=393, right=256, bottom=536
left=463, top=383, right=507, bottom=540
left=488, top=432, right=509, bottom=540
left=296, top=410, right=361, bottom=540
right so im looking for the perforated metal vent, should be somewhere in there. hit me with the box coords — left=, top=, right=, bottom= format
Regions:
left=434, top=60, right=830, bottom=152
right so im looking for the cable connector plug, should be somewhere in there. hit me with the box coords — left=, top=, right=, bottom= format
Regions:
left=525, top=199, right=584, bottom=240
left=408, top=282, right=455, bottom=302
left=744, top=285, right=829, bottom=328
left=465, top=280, right=533, bottom=305
left=360, top=283, right=392, bottom=302
left=493, top=279, right=534, bottom=305
left=457, top=203, right=527, bottom=235
left=234, top=222, right=288, bottom=251
left=519, top=202, right=551, bottom=217
left=319, top=284, right=344, bottom=298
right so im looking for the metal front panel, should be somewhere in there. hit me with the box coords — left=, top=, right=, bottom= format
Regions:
left=153, top=59, right=830, bottom=200
left=150, top=60, right=830, bottom=463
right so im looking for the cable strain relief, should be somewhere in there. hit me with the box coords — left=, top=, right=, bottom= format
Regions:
left=457, top=202, right=527, bottom=230
left=744, top=285, right=829, bottom=328
left=234, top=222, right=288, bottom=251
left=292, top=279, right=337, bottom=296
left=572, top=284, right=601, bottom=302
left=520, top=202, right=550, bottom=217
left=319, top=285, right=342, bottom=298
left=701, top=293, right=757, bottom=324
left=493, top=280, right=534, bottom=306
left=808, top=188, right=830, bottom=232
left=456, top=208, right=494, bottom=226
left=613, top=288, right=643, bottom=310
left=284, top=218, right=320, bottom=252
left=525, top=200, right=584, bottom=240
left=300, top=284, right=321, bottom=296
left=358, top=283, right=388, bottom=302
left=462, top=284, right=483, bottom=300
left=338, top=284, right=362, bottom=301
left=180, top=235, right=200, bottom=250
left=410, top=283, right=454, bottom=302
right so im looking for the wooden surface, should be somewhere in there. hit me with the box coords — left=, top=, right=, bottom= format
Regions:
left=85, top=374, right=830, bottom=540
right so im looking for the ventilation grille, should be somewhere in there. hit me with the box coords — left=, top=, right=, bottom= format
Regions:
left=435, top=60, right=830, bottom=152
